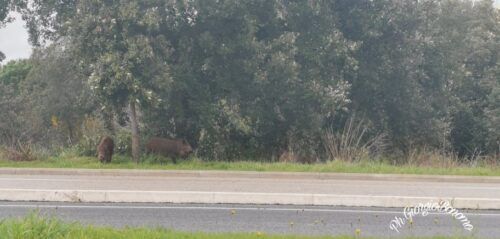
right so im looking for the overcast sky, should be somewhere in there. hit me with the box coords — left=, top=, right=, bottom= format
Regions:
left=0, top=13, right=30, bottom=63
left=1, top=1, right=499, bottom=63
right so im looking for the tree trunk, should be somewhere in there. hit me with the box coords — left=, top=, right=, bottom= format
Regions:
left=66, top=120, right=74, bottom=145
left=103, top=109, right=116, bottom=135
left=129, top=101, right=141, bottom=163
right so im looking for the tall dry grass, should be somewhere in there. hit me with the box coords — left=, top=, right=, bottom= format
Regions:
left=0, top=141, right=47, bottom=162
left=323, top=116, right=386, bottom=162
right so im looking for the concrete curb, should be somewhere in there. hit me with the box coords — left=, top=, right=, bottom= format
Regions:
left=1, top=168, right=500, bottom=183
left=0, top=189, right=499, bottom=210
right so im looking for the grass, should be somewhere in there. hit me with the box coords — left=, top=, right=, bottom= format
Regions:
left=0, top=212, right=479, bottom=239
left=0, top=152, right=498, bottom=176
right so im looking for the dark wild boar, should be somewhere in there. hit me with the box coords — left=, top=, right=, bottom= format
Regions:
left=97, top=136, right=114, bottom=163
left=278, top=150, right=315, bottom=164
left=145, top=137, right=193, bottom=163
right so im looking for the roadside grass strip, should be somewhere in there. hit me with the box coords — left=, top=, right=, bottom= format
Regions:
left=0, top=212, right=480, bottom=239
left=0, top=155, right=498, bottom=176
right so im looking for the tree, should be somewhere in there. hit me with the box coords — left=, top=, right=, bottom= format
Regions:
left=329, top=0, right=444, bottom=152
left=0, top=0, right=26, bottom=62
left=0, top=46, right=93, bottom=148
left=0, top=81, right=21, bottom=145
left=18, top=0, right=499, bottom=160
left=0, top=59, right=31, bottom=87
left=0, top=60, right=31, bottom=145
left=23, top=0, right=175, bottom=162
left=76, top=1, right=176, bottom=162
left=438, top=0, right=500, bottom=157
left=21, top=44, right=95, bottom=145
left=142, top=0, right=354, bottom=159
left=0, top=1, right=7, bottom=24
left=0, top=0, right=10, bottom=62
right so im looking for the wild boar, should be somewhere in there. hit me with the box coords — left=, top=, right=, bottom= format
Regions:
left=278, top=150, right=315, bottom=164
left=145, top=137, right=193, bottom=163
left=97, top=136, right=114, bottom=163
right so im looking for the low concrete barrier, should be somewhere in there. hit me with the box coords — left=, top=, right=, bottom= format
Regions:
left=0, top=189, right=498, bottom=210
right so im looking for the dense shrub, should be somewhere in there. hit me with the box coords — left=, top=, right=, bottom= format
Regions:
left=0, top=0, right=498, bottom=162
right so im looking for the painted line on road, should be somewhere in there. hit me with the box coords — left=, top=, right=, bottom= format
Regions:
left=0, top=204, right=499, bottom=216
left=0, top=204, right=402, bottom=213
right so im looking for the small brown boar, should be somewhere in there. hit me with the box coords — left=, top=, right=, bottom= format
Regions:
left=278, top=150, right=315, bottom=164
left=145, top=137, right=193, bottom=163
left=97, top=136, right=114, bottom=163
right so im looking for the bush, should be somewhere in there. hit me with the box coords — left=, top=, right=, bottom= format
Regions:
left=114, top=127, right=132, bottom=156
left=0, top=142, right=49, bottom=162
left=74, top=117, right=110, bottom=156
left=323, top=117, right=386, bottom=162
left=73, top=116, right=133, bottom=157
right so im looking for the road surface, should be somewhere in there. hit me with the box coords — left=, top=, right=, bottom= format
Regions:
left=0, top=202, right=498, bottom=238
left=0, top=169, right=498, bottom=197
left=0, top=169, right=499, bottom=237
left=0, top=169, right=499, bottom=208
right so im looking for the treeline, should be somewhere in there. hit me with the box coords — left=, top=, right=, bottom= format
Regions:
left=0, top=0, right=498, bottom=162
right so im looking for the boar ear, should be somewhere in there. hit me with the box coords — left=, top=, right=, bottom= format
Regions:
left=182, top=139, right=188, bottom=144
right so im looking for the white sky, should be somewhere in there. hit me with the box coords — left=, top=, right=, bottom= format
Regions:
left=1, top=1, right=499, bottom=63
left=0, top=12, right=30, bottom=63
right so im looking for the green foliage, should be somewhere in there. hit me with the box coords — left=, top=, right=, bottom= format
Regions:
left=0, top=0, right=11, bottom=61
left=0, top=154, right=498, bottom=176
left=333, top=0, right=499, bottom=157
left=0, top=212, right=71, bottom=239
left=20, top=44, right=95, bottom=146
left=486, top=83, right=500, bottom=152
left=0, top=1, right=7, bottom=25
left=143, top=0, right=354, bottom=160
left=0, top=46, right=94, bottom=151
left=74, top=117, right=110, bottom=157
left=0, top=60, right=31, bottom=146
left=0, top=212, right=477, bottom=239
left=0, top=82, right=20, bottom=145
left=4, top=0, right=500, bottom=161
left=73, top=118, right=131, bottom=157
left=439, top=0, right=500, bottom=158
left=114, top=127, right=132, bottom=155
left=0, top=60, right=31, bottom=88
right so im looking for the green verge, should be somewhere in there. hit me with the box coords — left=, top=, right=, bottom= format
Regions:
left=0, top=213, right=476, bottom=239
left=0, top=154, right=498, bottom=176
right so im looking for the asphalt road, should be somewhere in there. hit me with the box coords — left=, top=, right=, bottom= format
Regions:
left=1, top=169, right=500, bottom=209
left=0, top=172, right=498, bottom=197
left=0, top=202, right=498, bottom=238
